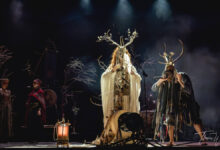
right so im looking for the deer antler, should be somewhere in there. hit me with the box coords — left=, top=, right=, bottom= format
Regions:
left=97, top=30, right=120, bottom=47
left=173, top=39, right=184, bottom=63
left=124, top=29, right=138, bottom=47
left=159, top=42, right=169, bottom=63
left=97, top=29, right=138, bottom=49
left=163, top=42, right=167, bottom=53
left=158, top=61, right=167, bottom=64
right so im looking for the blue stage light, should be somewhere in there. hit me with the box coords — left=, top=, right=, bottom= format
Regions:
left=113, top=0, right=133, bottom=30
left=153, top=0, right=171, bottom=21
left=80, top=0, right=92, bottom=15
left=10, top=0, right=23, bottom=24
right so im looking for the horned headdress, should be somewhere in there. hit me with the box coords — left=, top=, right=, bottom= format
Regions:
left=158, top=39, right=184, bottom=67
left=97, top=29, right=138, bottom=49
left=97, top=29, right=138, bottom=68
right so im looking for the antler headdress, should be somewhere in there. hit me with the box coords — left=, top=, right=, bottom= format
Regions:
left=97, top=29, right=138, bottom=49
left=158, top=39, right=184, bottom=66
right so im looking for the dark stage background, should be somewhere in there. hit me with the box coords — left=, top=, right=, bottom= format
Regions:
left=0, top=0, right=219, bottom=141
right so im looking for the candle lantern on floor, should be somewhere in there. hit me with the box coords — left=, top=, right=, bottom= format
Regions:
left=54, top=117, right=71, bottom=148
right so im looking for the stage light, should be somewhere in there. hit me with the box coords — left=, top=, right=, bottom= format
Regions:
left=80, top=0, right=92, bottom=15
left=153, top=0, right=171, bottom=21
left=10, top=0, right=23, bottom=24
left=113, top=0, right=133, bottom=29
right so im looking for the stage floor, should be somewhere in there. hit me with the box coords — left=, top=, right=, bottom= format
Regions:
left=0, top=141, right=219, bottom=149
left=0, top=142, right=96, bottom=149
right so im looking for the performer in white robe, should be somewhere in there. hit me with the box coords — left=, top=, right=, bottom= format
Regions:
left=92, top=29, right=142, bottom=145
left=101, top=47, right=142, bottom=127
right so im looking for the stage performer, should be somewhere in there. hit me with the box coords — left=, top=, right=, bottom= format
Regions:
left=0, top=78, right=13, bottom=141
left=25, top=79, right=46, bottom=142
left=152, top=40, right=206, bottom=146
left=98, top=29, right=141, bottom=127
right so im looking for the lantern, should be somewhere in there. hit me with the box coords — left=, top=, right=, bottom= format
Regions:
left=54, top=118, right=71, bottom=148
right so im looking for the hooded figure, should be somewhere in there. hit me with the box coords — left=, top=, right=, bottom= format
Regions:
left=151, top=40, right=206, bottom=146
left=101, top=47, right=142, bottom=127
left=93, top=29, right=141, bottom=145
left=98, top=30, right=141, bottom=127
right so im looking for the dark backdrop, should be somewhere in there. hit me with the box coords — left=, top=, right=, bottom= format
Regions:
left=0, top=0, right=219, bottom=141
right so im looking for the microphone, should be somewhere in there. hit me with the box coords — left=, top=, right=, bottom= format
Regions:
left=143, top=70, right=148, bottom=77
left=153, top=76, right=163, bottom=79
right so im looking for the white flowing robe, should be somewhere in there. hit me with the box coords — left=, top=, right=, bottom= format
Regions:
left=100, top=54, right=142, bottom=127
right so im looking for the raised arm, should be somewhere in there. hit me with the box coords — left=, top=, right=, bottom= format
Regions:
left=151, top=78, right=167, bottom=92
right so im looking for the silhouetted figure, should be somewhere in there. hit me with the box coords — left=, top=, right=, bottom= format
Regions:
left=0, top=79, right=13, bottom=142
left=25, top=79, right=46, bottom=143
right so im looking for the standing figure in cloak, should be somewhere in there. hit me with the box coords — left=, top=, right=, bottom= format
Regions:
left=152, top=40, right=206, bottom=146
left=0, top=78, right=13, bottom=142
left=98, top=29, right=141, bottom=127
left=25, top=79, right=46, bottom=142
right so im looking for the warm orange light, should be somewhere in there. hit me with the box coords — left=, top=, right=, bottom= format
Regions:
left=57, top=124, right=69, bottom=140
left=54, top=118, right=71, bottom=148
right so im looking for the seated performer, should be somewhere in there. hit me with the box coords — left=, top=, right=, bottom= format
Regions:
left=0, top=78, right=13, bottom=142
left=152, top=40, right=206, bottom=146
left=99, top=30, right=142, bottom=128
left=25, top=79, right=46, bottom=142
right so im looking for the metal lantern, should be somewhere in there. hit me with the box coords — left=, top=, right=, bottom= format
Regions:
left=54, top=118, right=71, bottom=148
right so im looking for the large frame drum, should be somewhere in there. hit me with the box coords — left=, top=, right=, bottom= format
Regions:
left=94, top=110, right=143, bottom=145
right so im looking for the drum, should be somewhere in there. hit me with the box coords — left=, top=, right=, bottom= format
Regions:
left=94, top=110, right=143, bottom=145
left=44, top=89, right=57, bottom=107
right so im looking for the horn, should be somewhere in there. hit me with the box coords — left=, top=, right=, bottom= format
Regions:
left=173, top=39, right=184, bottom=63
left=163, top=42, right=167, bottom=53
left=159, top=42, right=169, bottom=63
left=97, top=30, right=120, bottom=47
left=122, top=38, right=124, bottom=46
left=158, top=61, right=167, bottom=64
left=123, top=30, right=138, bottom=47
left=120, top=36, right=124, bottom=46
left=159, top=54, right=168, bottom=63
left=159, top=53, right=164, bottom=58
